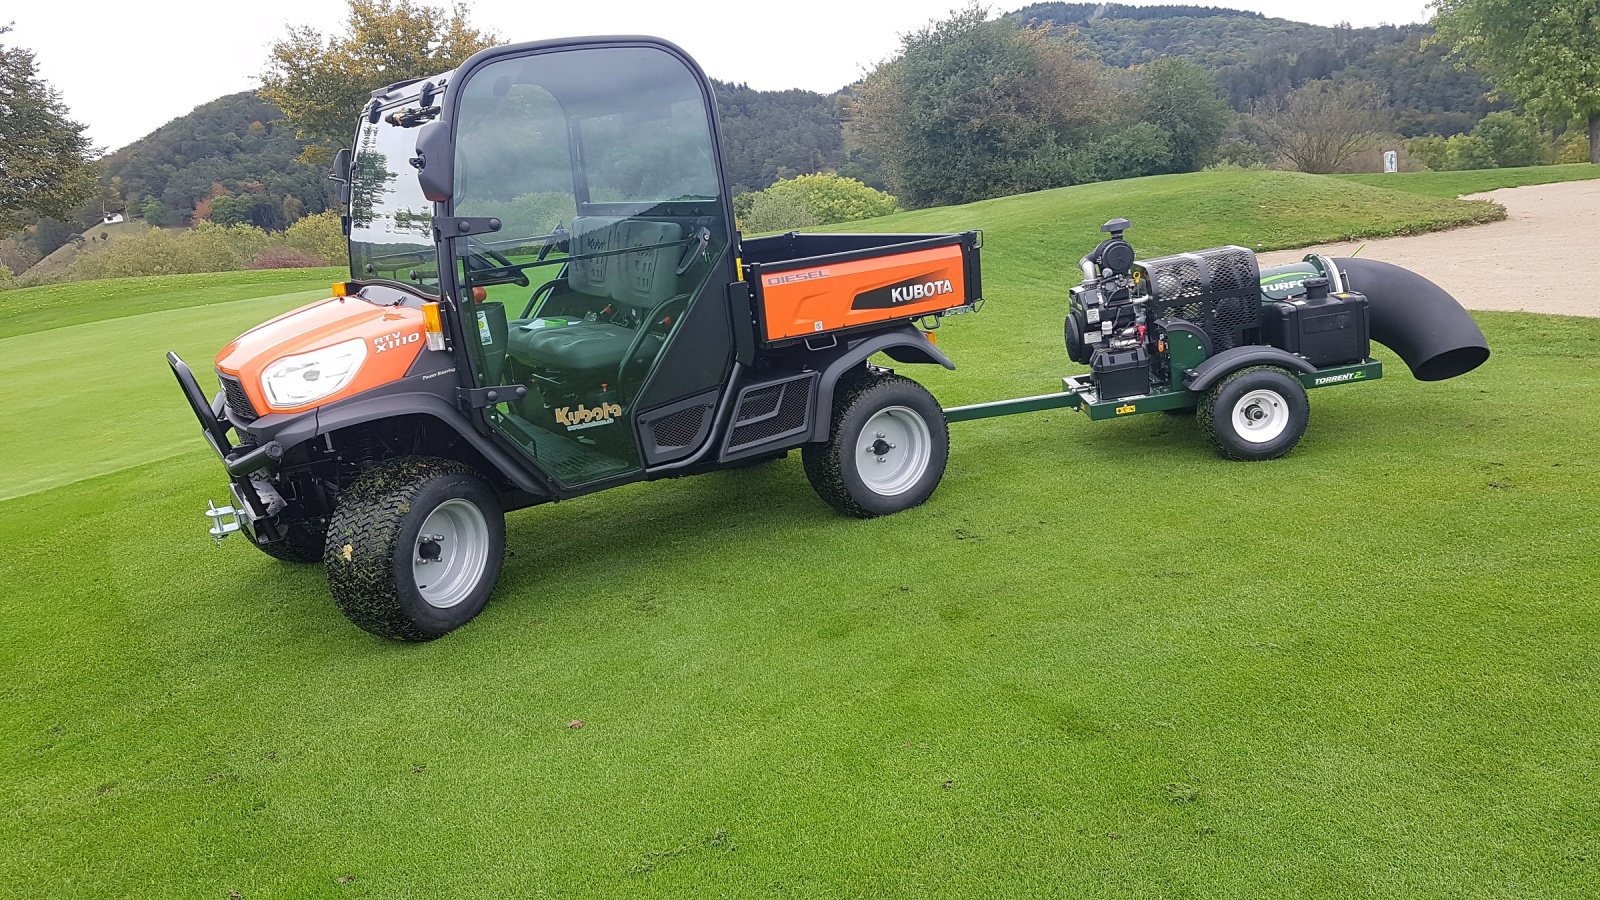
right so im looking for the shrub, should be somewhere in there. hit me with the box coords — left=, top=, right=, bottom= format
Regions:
left=741, top=192, right=821, bottom=233
left=249, top=247, right=326, bottom=269
left=282, top=211, right=347, bottom=266
left=1555, top=131, right=1590, bottom=164
left=1075, top=122, right=1174, bottom=182
left=738, top=173, right=897, bottom=233
left=1471, top=112, right=1545, bottom=168
left=0, top=266, right=14, bottom=292
left=69, top=222, right=272, bottom=279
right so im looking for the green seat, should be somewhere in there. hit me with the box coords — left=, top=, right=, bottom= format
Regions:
left=507, top=218, right=683, bottom=378
left=508, top=319, right=634, bottom=375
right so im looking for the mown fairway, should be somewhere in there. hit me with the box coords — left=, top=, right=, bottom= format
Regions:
left=2, top=171, right=1597, bottom=898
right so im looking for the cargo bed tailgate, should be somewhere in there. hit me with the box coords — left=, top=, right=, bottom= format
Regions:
left=744, top=231, right=982, bottom=343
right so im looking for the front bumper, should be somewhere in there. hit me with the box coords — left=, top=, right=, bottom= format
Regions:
left=167, top=352, right=295, bottom=531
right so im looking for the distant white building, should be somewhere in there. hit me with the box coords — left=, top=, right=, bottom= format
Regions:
left=102, top=212, right=125, bottom=225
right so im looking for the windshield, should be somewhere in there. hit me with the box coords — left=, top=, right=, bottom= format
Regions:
left=449, top=45, right=725, bottom=294
left=348, top=113, right=438, bottom=291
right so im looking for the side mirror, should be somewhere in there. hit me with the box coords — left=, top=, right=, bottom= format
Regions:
left=329, top=147, right=351, bottom=183
left=413, top=119, right=453, bottom=203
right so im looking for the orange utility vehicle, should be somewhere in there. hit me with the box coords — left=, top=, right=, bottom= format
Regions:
left=169, top=36, right=979, bottom=640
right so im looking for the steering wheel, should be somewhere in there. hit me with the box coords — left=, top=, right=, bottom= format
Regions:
left=617, top=294, right=691, bottom=387
left=464, top=236, right=529, bottom=288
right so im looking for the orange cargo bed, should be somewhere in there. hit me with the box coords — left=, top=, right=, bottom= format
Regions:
left=741, top=231, right=983, bottom=344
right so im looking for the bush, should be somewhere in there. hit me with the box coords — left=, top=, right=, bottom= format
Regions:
left=249, top=247, right=326, bottom=269
left=1210, top=139, right=1268, bottom=169
left=1555, top=131, right=1590, bottom=164
left=0, top=266, right=14, bottom=292
left=1470, top=112, right=1545, bottom=168
left=741, top=192, right=821, bottom=233
left=1408, top=113, right=1557, bottom=171
left=282, top=211, right=347, bottom=265
left=1074, top=123, right=1174, bottom=182
left=738, top=174, right=897, bottom=233
left=69, top=222, right=273, bottom=280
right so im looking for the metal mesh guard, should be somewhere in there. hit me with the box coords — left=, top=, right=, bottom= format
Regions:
left=1138, top=246, right=1261, bottom=349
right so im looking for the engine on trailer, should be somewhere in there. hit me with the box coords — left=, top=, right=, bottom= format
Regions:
left=1066, top=218, right=1316, bottom=402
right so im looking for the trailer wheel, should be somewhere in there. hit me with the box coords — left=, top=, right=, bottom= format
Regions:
left=324, top=457, right=505, bottom=641
left=247, top=521, right=325, bottom=564
left=1197, top=366, right=1308, bottom=461
left=803, top=374, right=948, bottom=518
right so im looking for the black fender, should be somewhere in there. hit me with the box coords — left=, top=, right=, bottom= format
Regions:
left=1184, top=346, right=1316, bottom=392
left=307, top=390, right=552, bottom=497
left=810, top=325, right=954, bottom=442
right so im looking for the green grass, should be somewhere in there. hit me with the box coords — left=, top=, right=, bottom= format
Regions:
left=3, top=170, right=1598, bottom=898
left=0, top=267, right=344, bottom=341
left=1338, top=162, right=1600, bottom=199
left=818, top=169, right=1510, bottom=255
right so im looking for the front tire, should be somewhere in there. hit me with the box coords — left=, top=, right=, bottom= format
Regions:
left=803, top=373, right=949, bottom=518
left=1197, top=366, right=1309, bottom=461
left=324, top=457, right=505, bottom=641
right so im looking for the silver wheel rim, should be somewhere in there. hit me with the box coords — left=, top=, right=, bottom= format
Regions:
left=412, top=498, right=490, bottom=608
left=858, top=406, right=932, bottom=496
left=1232, top=388, right=1289, bottom=444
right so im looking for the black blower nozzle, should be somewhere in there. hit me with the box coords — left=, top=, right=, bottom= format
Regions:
left=1332, top=257, right=1490, bottom=381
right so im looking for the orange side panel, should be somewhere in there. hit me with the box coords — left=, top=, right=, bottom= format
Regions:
left=215, top=296, right=426, bottom=415
left=759, top=244, right=968, bottom=342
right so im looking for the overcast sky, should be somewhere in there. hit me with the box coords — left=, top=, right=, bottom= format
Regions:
left=14, top=0, right=1435, bottom=152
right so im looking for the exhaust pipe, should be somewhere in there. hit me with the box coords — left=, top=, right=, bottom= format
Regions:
left=1330, top=257, right=1490, bottom=381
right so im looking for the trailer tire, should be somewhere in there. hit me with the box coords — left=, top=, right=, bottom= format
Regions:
left=1197, top=366, right=1308, bottom=461
left=803, top=374, right=948, bottom=518
left=248, top=522, right=325, bottom=564
left=324, top=457, right=505, bottom=641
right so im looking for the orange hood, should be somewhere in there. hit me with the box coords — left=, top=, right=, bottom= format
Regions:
left=216, top=296, right=426, bottom=416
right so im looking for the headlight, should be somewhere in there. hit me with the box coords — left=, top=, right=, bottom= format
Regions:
left=260, top=338, right=368, bottom=408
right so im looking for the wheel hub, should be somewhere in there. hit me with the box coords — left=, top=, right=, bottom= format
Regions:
left=1231, top=388, right=1288, bottom=444
left=412, top=500, right=490, bottom=608
left=857, top=407, right=932, bottom=495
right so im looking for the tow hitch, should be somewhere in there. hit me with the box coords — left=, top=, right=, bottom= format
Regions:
left=205, top=500, right=241, bottom=543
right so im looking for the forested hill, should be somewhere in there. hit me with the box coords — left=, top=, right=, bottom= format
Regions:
left=101, top=92, right=333, bottom=231
left=66, top=3, right=1493, bottom=241
left=94, top=81, right=846, bottom=231
left=1012, top=3, right=1499, bottom=135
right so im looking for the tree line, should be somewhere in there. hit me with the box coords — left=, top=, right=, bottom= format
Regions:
left=3, top=0, right=1597, bottom=284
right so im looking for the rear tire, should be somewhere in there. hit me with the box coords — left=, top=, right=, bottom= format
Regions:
left=247, top=521, right=325, bottom=564
left=1197, top=366, right=1308, bottom=461
left=324, top=457, right=505, bottom=641
left=803, top=373, right=948, bottom=518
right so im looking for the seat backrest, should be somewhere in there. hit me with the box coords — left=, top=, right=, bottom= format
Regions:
left=567, top=216, right=623, bottom=297
left=611, top=220, right=684, bottom=309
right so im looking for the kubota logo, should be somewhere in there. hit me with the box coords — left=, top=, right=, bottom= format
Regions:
left=373, top=330, right=421, bottom=353
left=890, top=279, right=954, bottom=304
left=556, top=402, right=623, bottom=431
left=853, top=272, right=960, bottom=310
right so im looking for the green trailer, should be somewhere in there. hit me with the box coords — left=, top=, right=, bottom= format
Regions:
left=941, top=219, right=1484, bottom=461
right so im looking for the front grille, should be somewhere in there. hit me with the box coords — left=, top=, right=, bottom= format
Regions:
left=218, top=372, right=258, bottom=422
